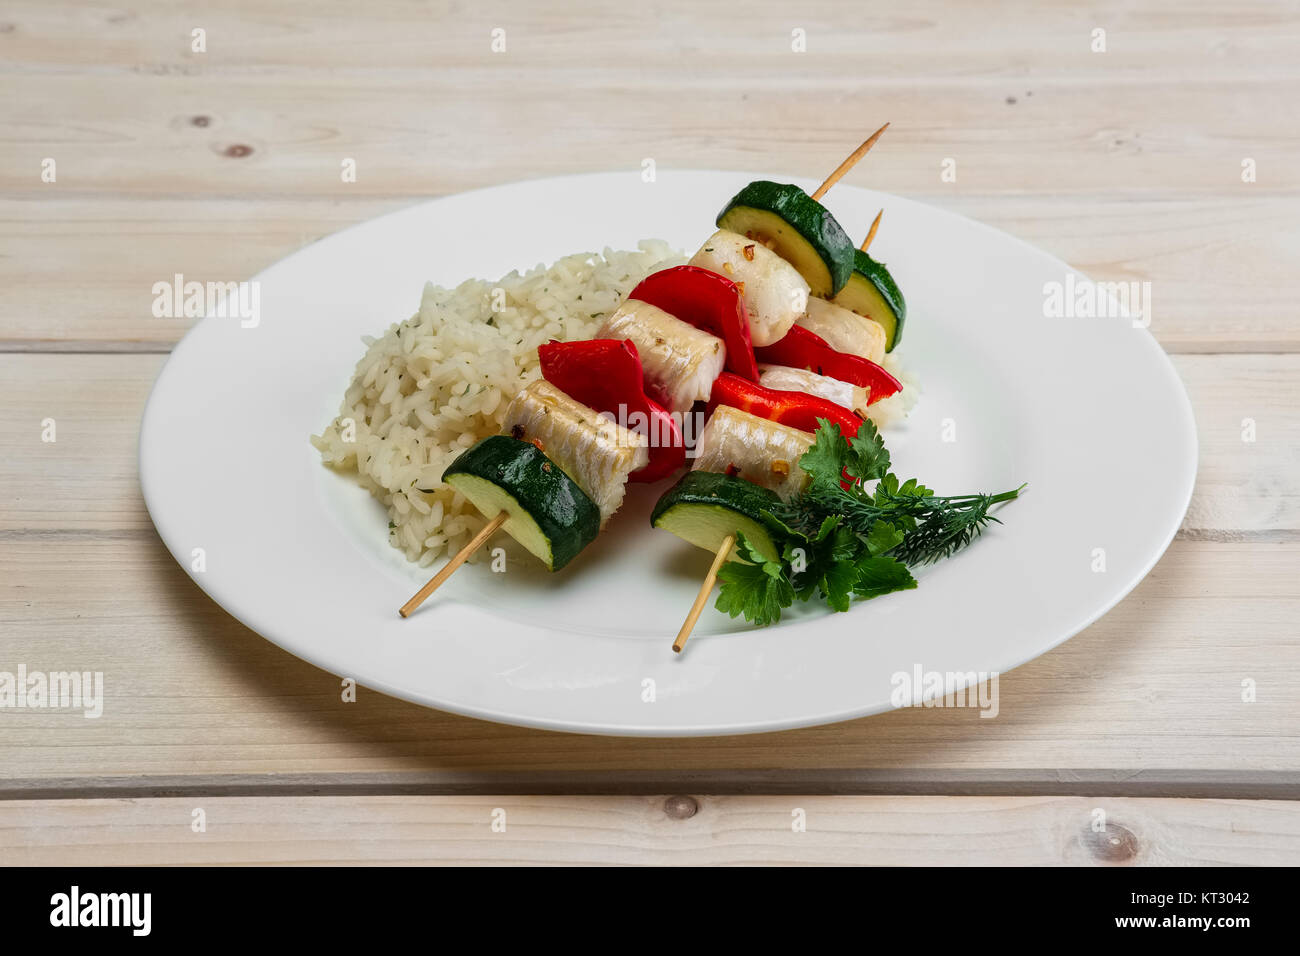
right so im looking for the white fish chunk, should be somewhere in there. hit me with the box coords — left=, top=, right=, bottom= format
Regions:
left=501, top=380, right=648, bottom=525
left=692, top=404, right=815, bottom=501
left=758, top=364, right=870, bottom=418
left=598, top=300, right=725, bottom=415
left=797, top=295, right=887, bottom=364
left=689, top=229, right=809, bottom=347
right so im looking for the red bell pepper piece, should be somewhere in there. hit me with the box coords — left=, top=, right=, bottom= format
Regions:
left=708, top=372, right=863, bottom=440
left=628, top=265, right=759, bottom=381
left=754, top=326, right=902, bottom=405
left=538, top=338, right=684, bottom=483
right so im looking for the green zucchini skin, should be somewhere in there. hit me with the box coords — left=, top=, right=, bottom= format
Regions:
left=834, top=249, right=907, bottom=352
left=442, top=435, right=600, bottom=571
left=651, top=470, right=783, bottom=564
left=717, top=181, right=855, bottom=296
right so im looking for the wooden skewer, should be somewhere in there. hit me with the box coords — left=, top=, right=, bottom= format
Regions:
left=670, top=135, right=887, bottom=648
left=860, top=209, right=883, bottom=253
left=672, top=534, right=734, bottom=654
left=809, top=122, right=890, bottom=201
left=398, top=511, right=507, bottom=618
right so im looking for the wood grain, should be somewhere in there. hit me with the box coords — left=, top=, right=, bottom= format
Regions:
left=1, top=530, right=1295, bottom=782
left=3, top=353, right=1294, bottom=537
left=2, top=795, right=1297, bottom=865
left=5, top=0, right=1300, bottom=78
left=1, top=0, right=1297, bottom=858
left=0, top=1, right=1296, bottom=199
left=3, top=197, right=1297, bottom=352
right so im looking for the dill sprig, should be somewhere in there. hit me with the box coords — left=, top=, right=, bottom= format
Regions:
left=798, top=482, right=1025, bottom=566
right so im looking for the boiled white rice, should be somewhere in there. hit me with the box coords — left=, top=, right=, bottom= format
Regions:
left=311, top=241, right=682, bottom=566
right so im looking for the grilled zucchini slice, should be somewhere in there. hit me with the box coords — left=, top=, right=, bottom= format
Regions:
left=443, top=435, right=600, bottom=571
left=651, top=470, right=782, bottom=564
left=832, top=249, right=907, bottom=352
left=716, top=181, right=855, bottom=297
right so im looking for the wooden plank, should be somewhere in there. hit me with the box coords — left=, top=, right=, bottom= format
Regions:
left=4, top=0, right=1299, bottom=80
left=2, top=196, right=1297, bottom=352
left=1182, top=355, right=1300, bottom=536
left=2, top=353, right=1294, bottom=536
left=2, top=0, right=1297, bottom=202
left=1, top=70, right=1294, bottom=200
left=3, top=795, right=1298, bottom=865
left=0, top=531, right=1294, bottom=782
left=0, top=198, right=399, bottom=350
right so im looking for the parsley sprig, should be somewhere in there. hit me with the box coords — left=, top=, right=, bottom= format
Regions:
left=714, top=418, right=1024, bottom=627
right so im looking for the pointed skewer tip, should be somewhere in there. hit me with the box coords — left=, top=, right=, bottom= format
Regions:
left=398, top=511, right=508, bottom=618
left=672, top=534, right=735, bottom=654
left=810, top=122, right=891, bottom=201
left=861, top=209, right=884, bottom=253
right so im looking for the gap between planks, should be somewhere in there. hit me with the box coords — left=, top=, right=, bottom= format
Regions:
left=5, top=770, right=1300, bottom=802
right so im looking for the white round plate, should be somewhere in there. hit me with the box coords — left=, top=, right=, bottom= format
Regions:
left=140, top=171, right=1196, bottom=736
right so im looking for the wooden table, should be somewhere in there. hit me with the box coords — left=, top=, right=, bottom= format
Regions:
left=2, top=0, right=1298, bottom=865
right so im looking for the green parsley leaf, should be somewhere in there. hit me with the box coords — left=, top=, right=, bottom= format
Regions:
left=731, top=531, right=773, bottom=565
left=846, top=419, right=891, bottom=483
left=714, top=533, right=795, bottom=627
left=895, top=476, right=934, bottom=497
left=853, top=555, right=918, bottom=599
left=759, top=508, right=800, bottom=540
left=829, top=523, right=859, bottom=560
left=820, top=558, right=859, bottom=612
left=814, top=514, right=841, bottom=543
left=864, top=520, right=904, bottom=556
left=797, top=418, right=849, bottom=492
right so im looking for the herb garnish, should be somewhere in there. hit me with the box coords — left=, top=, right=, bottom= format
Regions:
left=715, top=418, right=1024, bottom=626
